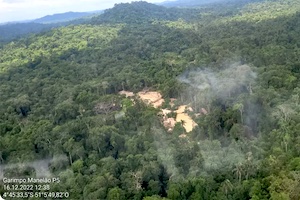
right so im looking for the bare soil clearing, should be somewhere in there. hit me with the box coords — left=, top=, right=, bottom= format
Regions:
left=119, top=90, right=199, bottom=133
left=137, top=91, right=165, bottom=108
left=175, top=105, right=197, bottom=133
left=119, top=90, right=134, bottom=97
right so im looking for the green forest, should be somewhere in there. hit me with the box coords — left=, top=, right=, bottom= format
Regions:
left=0, top=0, right=299, bottom=199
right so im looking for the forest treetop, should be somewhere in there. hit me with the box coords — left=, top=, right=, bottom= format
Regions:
left=0, top=0, right=300, bottom=199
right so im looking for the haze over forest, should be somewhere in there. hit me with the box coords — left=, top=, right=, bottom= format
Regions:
left=0, top=0, right=300, bottom=199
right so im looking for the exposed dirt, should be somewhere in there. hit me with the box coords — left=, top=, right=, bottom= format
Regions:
left=170, top=98, right=176, bottom=107
left=137, top=91, right=165, bottom=108
left=163, top=117, right=177, bottom=132
left=119, top=90, right=200, bottom=133
left=175, top=105, right=197, bottom=133
left=119, top=90, right=135, bottom=98
left=161, top=109, right=172, bottom=116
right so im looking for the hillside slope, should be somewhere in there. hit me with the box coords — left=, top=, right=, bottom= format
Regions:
left=0, top=1, right=299, bottom=199
left=33, top=11, right=102, bottom=24
left=160, top=0, right=262, bottom=7
left=0, top=11, right=102, bottom=42
left=90, top=1, right=200, bottom=24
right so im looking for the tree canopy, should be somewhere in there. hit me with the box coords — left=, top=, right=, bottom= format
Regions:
left=0, top=0, right=299, bottom=199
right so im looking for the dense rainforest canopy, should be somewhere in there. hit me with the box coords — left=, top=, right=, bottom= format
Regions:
left=0, top=0, right=300, bottom=199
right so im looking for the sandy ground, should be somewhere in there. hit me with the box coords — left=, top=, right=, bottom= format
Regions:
left=137, top=91, right=165, bottom=108
left=119, top=90, right=198, bottom=133
left=175, top=105, right=197, bottom=133
left=161, top=105, right=197, bottom=133
left=170, top=98, right=177, bottom=107
left=163, top=118, right=177, bottom=132
left=176, top=105, right=186, bottom=113
left=119, top=90, right=135, bottom=97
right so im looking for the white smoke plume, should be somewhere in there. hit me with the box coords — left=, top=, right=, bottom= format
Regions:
left=178, top=64, right=256, bottom=101
left=176, top=64, right=258, bottom=176
left=151, top=126, right=180, bottom=180
left=0, top=155, right=68, bottom=180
